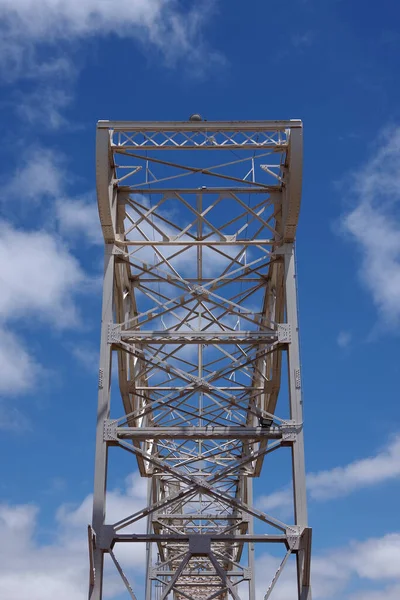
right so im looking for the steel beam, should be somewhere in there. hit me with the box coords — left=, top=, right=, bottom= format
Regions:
left=106, top=425, right=285, bottom=440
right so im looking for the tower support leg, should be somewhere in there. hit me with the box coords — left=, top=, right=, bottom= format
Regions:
left=89, top=245, right=115, bottom=600
left=284, top=243, right=312, bottom=600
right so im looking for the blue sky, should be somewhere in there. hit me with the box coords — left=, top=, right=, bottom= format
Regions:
left=0, top=1, right=400, bottom=598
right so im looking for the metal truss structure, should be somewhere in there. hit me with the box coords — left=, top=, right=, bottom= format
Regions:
left=89, top=120, right=311, bottom=600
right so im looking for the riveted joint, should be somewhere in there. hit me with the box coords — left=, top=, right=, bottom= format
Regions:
left=104, top=419, right=118, bottom=441
left=274, top=243, right=293, bottom=257
left=112, top=245, right=128, bottom=258
left=108, top=323, right=121, bottom=344
left=286, top=526, right=301, bottom=550
left=191, top=285, right=209, bottom=299
left=242, top=568, right=252, bottom=580
left=277, top=323, right=292, bottom=343
left=97, top=524, right=116, bottom=551
left=281, top=421, right=302, bottom=445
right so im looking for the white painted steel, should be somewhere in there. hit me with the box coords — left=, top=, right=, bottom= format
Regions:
left=90, top=120, right=311, bottom=600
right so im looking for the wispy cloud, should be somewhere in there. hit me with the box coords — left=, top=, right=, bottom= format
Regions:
left=3, top=147, right=66, bottom=202
left=0, top=0, right=222, bottom=94
left=337, top=330, right=352, bottom=348
left=340, top=126, right=400, bottom=329
left=291, top=31, right=314, bottom=48
left=69, top=344, right=99, bottom=374
left=258, top=433, right=400, bottom=511
left=254, top=531, right=400, bottom=600
left=0, top=1, right=222, bottom=127
left=308, top=434, right=400, bottom=500
left=15, top=87, right=73, bottom=131
left=0, top=327, right=43, bottom=399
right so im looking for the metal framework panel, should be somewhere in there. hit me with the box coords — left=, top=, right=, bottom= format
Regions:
left=89, top=119, right=311, bottom=600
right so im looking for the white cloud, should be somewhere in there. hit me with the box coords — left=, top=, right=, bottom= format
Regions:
left=0, top=501, right=95, bottom=600
left=0, top=1, right=221, bottom=128
left=0, top=220, right=86, bottom=327
left=3, top=147, right=100, bottom=246
left=258, top=434, right=400, bottom=510
left=308, top=434, right=400, bottom=500
left=59, top=472, right=147, bottom=534
left=254, top=532, right=400, bottom=600
left=0, top=219, right=89, bottom=399
left=349, top=584, right=400, bottom=600
left=254, top=553, right=348, bottom=600
left=0, top=147, right=102, bottom=399
left=56, top=196, right=102, bottom=245
left=0, top=473, right=148, bottom=599
left=70, top=344, right=99, bottom=373
left=0, top=32, right=75, bottom=84
left=15, top=87, right=73, bottom=130
left=341, top=126, right=400, bottom=327
left=346, top=533, right=400, bottom=580
left=337, top=330, right=352, bottom=348
left=0, top=476, right=399, bottom=600
left=0, top=327, right=42, bottom=397
left=256, top=487, right=292, bottom=515
left=3, top=147, right=65, bottom=202
left=0, top=0, right=221, bottom=78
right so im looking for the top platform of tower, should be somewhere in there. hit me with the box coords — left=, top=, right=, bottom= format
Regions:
left=95, top=119, right=303, bottom=243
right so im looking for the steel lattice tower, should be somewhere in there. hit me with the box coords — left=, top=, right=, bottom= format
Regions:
left=89, top=119, right=311, bottom=600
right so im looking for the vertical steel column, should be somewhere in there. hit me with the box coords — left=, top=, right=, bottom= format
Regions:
left=89, top=245, right=115, bottom=600
left=145, top=478, right=154, bottom=600
left=284, top=243, right=311, bottom=600
left=247, top=478, right=256, bottom=600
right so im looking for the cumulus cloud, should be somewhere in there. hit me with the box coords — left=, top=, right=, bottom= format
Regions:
left=0, top=501, right=88, bottom=600
left=56, top=196, right=102, bottom=245
left=349, top=584, right=400, bottom=600
left=0, top=186, right=92, bottom=402
left=341, top=126, right=400, bottom=327
left=0, top=327, right=43, bottom=398
left=256, top=487, right=292, bottom=515
left=1, top=472, right=399, bottom=600
left=0, top=220, right=86, bottom=327
left=3, top=146, right=100, bottom=246
left=0, top=473, right=148, bottom=599
left=0, top=217, right=89, bottom=406
left=258, top=434, right=400, bottom=511
left=346, top=533, right=400, bottom=580
left=3, top=147, right=66, bottom=202
left=0, top=145, right=101, bottom=401
left=59, top=472, right=147, bottom=533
